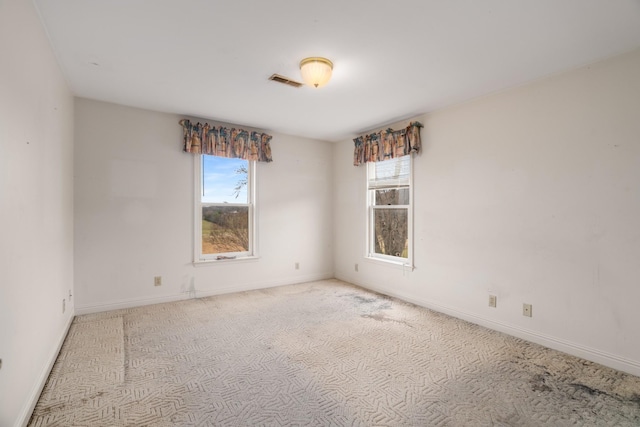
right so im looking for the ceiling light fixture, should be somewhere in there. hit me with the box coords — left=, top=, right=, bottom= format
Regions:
left=299, top=57, right=333, bottom=88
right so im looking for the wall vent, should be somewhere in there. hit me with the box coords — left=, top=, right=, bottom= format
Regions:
left=268, top=74, right=304, bottom=88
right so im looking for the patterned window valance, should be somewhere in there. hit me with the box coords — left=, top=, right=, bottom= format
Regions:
left=353, top=121, right=422, bottom=166
left=179, top=119, right=273, bottom=162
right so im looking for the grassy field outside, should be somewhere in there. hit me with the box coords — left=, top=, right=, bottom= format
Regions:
left=202, top=217, right=248, bottom=255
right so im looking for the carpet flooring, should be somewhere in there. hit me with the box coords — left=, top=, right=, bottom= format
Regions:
left=30, top=279, right=640, bottom=426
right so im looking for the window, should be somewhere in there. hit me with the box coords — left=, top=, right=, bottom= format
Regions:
left=367, top=155, right=412, bottom=264
left=195, top=155, right=255, bottom=261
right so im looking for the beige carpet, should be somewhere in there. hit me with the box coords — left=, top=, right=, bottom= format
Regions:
left=30, top=279, right=640, bottom=426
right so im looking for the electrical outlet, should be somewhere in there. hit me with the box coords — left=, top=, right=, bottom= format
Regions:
left=154, top=276, right=162, bottom=286
left=355, top=263, right=359, bottom=272
left=62, top=299, right=65, bottom=313
left=489, top=295, right=497, bottom=308
left=69, top=289, right=72, bottom=300
left=295, top=262, right=300, bottom=270
left=523, top=303, right=532, bottom=317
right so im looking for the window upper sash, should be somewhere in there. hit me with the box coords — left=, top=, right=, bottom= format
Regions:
left=367, top=156, right=411, bottom=189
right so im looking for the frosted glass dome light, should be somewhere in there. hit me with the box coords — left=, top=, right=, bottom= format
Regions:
left=299, top=57, right=333, bottom=88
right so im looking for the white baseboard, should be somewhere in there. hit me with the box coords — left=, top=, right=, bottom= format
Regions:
left=191, top=272, right=334, bottom=299
left=76, top=292, right=189, bottom=315
left=17, top=312, right=74, bottom=427
left=338, top=273, right=640, bottom=378
left=76, top=272, right=334, bottom=315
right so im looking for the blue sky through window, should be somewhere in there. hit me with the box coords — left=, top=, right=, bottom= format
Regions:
left=202, top=155, right=248, bottom=203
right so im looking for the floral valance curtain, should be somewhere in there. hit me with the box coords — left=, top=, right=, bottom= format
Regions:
left=353, top=121, right=422, bottom=166
left=180, top=119, right=273, bottom=162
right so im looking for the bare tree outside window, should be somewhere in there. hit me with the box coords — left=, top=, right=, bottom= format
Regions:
left=373, top=189, right=408, bottom=258
left=368, top=156, right=411, bottom=262
left=232, top=165, right=248, bottom=199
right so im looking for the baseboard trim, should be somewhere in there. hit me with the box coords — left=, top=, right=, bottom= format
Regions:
left=76, top=293, right=188, bottom=315
left=191, top=273, right=335, bottom=299
left=76, top=273, right=334, bottom=315
left=17, top=312, right=74, bottom=427
left=339, top=274, right=640, bottom=378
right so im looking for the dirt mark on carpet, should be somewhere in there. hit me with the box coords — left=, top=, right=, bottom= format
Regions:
left=530, top=373, right=553, bottom=393
left=361, top=312, right=413, bottom=327
left=341, top=292, right=392, bottom=312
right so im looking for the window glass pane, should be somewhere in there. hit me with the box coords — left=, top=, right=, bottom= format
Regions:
left=373, top=208, right=408, bottom=258
left=202, top=206, right=249, bottom=254
left=374, top=188, right=409, bottom=205
left=202, top=156, right=248, bottom=203
left=368, top=155, right=410, bottom=189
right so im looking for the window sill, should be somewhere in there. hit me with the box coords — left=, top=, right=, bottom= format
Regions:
left=364, top=256, right=415, bottom=271
left=193, top=256, right=260, bottom=267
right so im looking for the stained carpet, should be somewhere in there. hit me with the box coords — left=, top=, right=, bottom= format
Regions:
left=30, top=279, right=640, bottom=426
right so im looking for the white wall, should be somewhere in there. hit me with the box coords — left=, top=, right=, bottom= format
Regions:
left=334, top=49, right=640, bottom=376
left=0, top=0, right=75, bottom=425
left=74, top=99, right=334, bottom=312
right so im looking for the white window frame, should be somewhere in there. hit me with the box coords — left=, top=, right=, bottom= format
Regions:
left=193, top=155, right=257, bottom=263
left=366, top=155, right=413, bottom=267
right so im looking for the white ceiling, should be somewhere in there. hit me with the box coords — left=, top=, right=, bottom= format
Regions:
left=34, top=0, right=640, bottom=142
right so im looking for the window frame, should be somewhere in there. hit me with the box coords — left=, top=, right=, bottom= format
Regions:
left=366, top=155, right=414, bottom=267
left=193, top=155, right=257, bottom=263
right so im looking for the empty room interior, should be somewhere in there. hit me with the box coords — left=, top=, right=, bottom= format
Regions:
left=2, top=0, right=640, bottom=425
